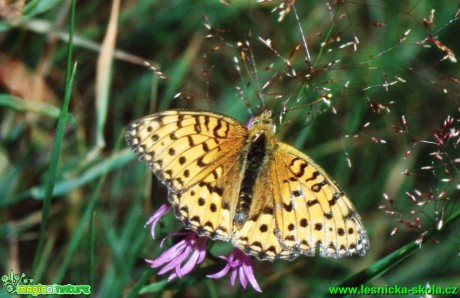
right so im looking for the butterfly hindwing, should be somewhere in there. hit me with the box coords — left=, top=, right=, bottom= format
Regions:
left=169, top=150, right=245, bottom=241
left=232, top=164, right=297, bottom=261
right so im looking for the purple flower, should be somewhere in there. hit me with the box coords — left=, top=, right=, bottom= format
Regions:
left=146, top=232, right=207, bottom=281
left=208, top=249, right=262, bottom=292
left=144, top=206, right=261, bottom=292
left=144, top=203, right=171, bottom=239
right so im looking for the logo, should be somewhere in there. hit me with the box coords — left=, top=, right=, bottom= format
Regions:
left=2, top=270, right=91, bottom=296
left=2, top=271, right=33, bottom=293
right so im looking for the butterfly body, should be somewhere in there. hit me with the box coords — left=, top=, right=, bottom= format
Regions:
left=234, top=114, right=274, bottom=228
left=126, top=110, right=369, bottom=261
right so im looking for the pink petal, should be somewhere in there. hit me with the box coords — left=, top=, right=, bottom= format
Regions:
left=160, top=246, right=191, bottom=275
left=238, top=266, right=248, bottom=289
left=148, top=243, right=184, bottom=268
left=242, top=263, right=262, bottom=292
left=230, top=267, right=238, bottom=286
left=209, top=249, right=262, bottom=292
left=248, top=277, right=262, bottom=293
left=178, top=249, right=201, bottom=276
left=167, top=272, right=178, bottom=281
left=145, top=204, right=171, bottom=239
left=207, top=263, right=231, bottom=279
left=196, top=238, right=208, bottom=264
left=146, top=232, right=208, bottom=283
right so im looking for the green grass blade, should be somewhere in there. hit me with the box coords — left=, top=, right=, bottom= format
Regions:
left=30, top=0, right=76, bottom=277
left=89, top=211, right=96, bottom=287
left=2, top=149, right=134, bottom=207
left=30, top=62, right=77, bottom=275
left=0, top=94, right=62, bottom=119
left=53, top=166, right=107, bottom=283
left=125, top=269, right=156, bottom=298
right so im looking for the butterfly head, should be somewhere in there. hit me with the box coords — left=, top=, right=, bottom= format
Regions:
left=248, top=110, right=276, bottom=139
left=252, top=110, right=273, bottom=124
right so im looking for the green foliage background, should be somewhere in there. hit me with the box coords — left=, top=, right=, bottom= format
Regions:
left=1, top=1, right=459, bottom=297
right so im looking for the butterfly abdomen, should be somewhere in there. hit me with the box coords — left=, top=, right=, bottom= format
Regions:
left=234, top=133, right=268, bottom=227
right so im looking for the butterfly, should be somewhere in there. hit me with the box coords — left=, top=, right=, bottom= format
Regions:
left=125, top=110, right=369, bottom=261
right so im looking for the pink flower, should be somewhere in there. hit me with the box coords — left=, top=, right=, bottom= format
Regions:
left=144, top=203, right=171, bottom=239
left=144, top=206, right=261, bottom=292
left=146, top=232, right=207, bottom=281
left=208, top=249, right=262, bottom=292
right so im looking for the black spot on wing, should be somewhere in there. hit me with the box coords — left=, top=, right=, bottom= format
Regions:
left=307, top=199, right=319, bottom=207
left=289, top=157, right=301, bottom=167
left=259, top=224, right=268, bottom=233
left=249, top=214, right=259, bottom=221
left=344, top=210, right=356, bottom=220
left=263, top=206, right=274, bottom=215
left=187, top=135, right=195, bottom=146
left=305, top=170, right=319, bottom=182
left=177, top=114, right=184, bottom=128
left=193, top=115, right=201, bottom=133
left=324, top=212, right=333, bottom=220
left=283, top=202, right=293, bottom=212
left=203, top=115, right=210, bottom=131
left=329, top=192, right=342, bottom=206
left=311, top=180, right=328, bottom=193
left=214, top=119, right=223, bottom=137
left=300, top=218, right=308, bottom=228
left=222, top=202, right=230, bottom=210
left=294, top=162, right=308, bottom=178
left=284, top=235, right=295, bottom=241
left=197, top=156, right=207, bottom=167
left=202, top=142, right=210, bottom=152
left=292, top=190, right=303, bottom=197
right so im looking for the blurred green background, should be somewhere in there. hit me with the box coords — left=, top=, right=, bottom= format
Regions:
left=1, top=0, right=459, bottom=297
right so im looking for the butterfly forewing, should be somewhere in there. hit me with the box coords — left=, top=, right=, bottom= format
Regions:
left=125, top=111, right=247, bottom=192
left=126, top=110, right=248, bottom=241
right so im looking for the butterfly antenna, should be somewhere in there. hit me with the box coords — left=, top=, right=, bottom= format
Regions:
left=237, top=40, right=265, bottom=113
left=246, top=40, right=266, bottom=110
